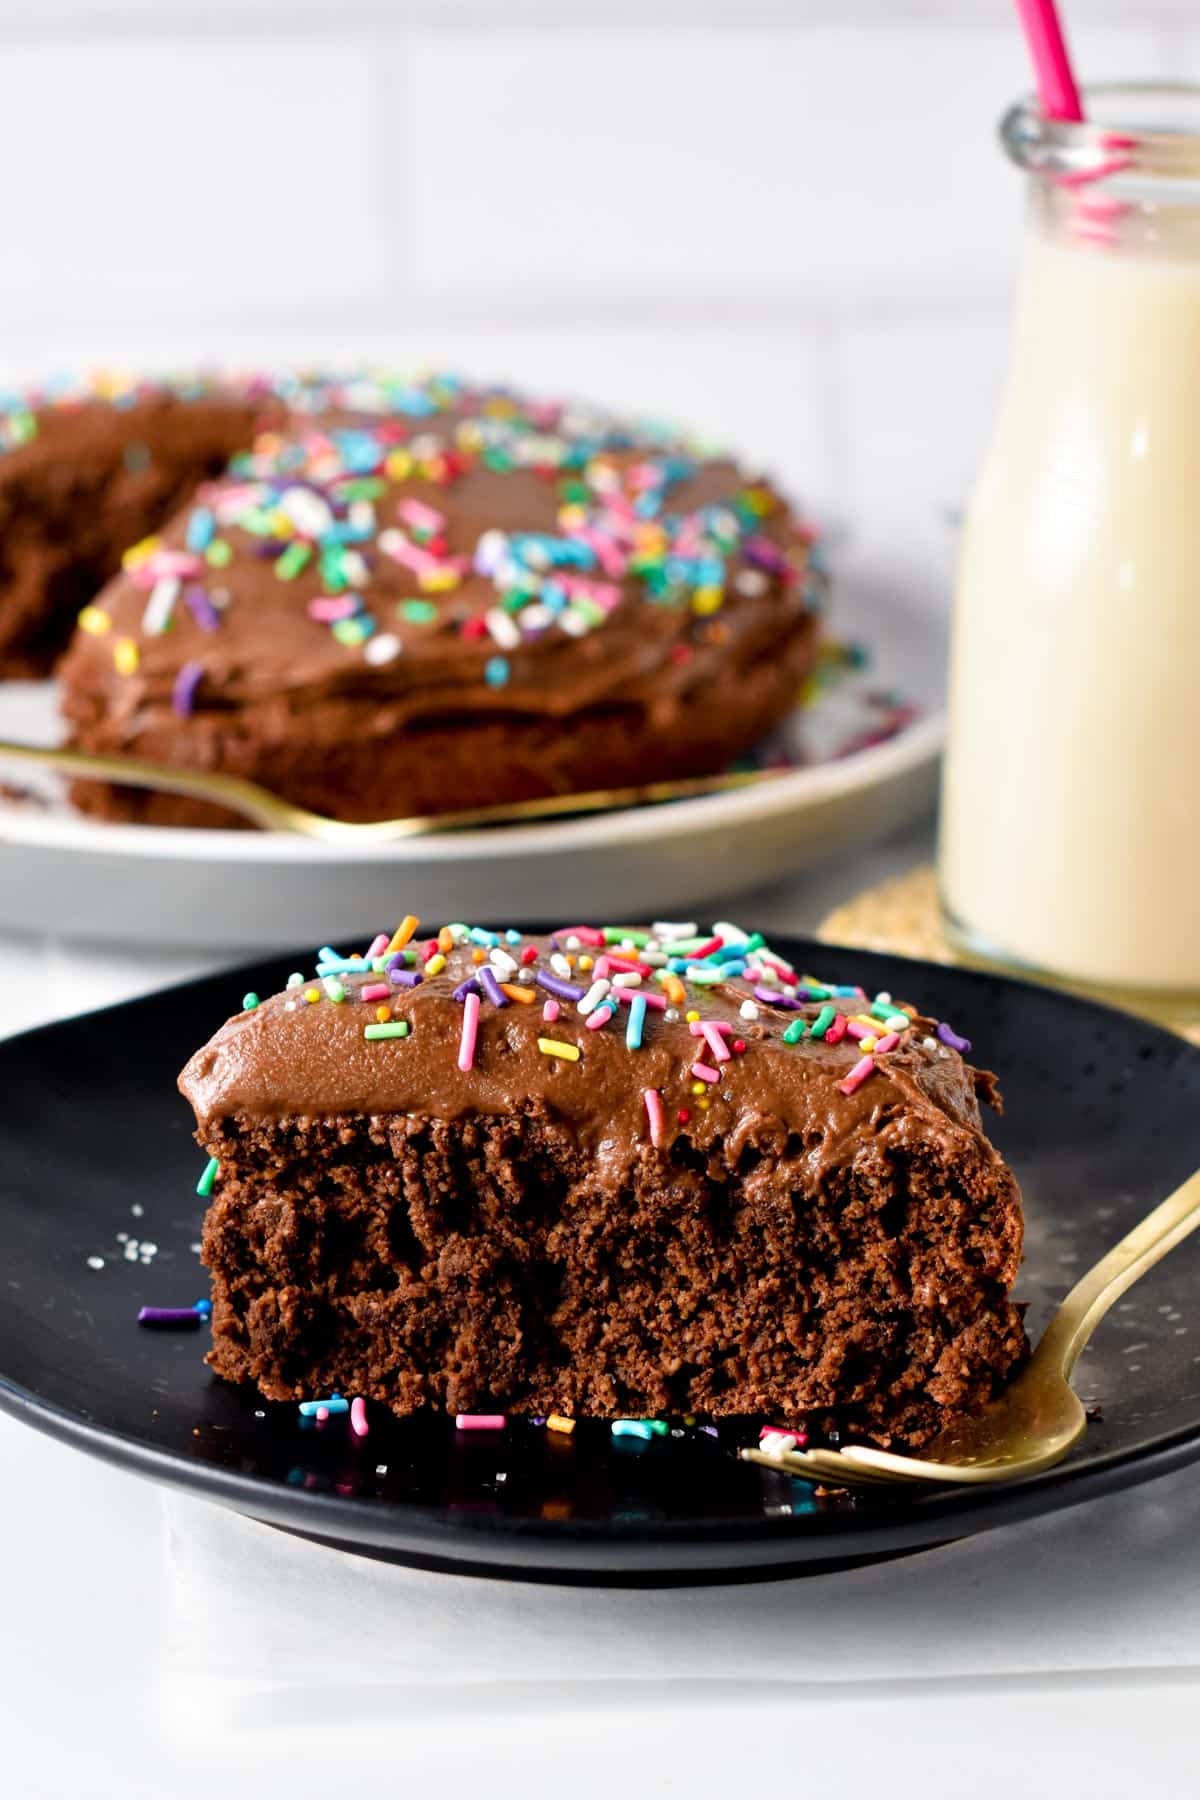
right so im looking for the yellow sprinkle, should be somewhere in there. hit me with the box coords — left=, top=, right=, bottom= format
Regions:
left=854, top=1015, right=879, bottom=1029
left=425, top=952, right=446, bottom=977
left=303, top=987, right=320, bottom=1004
left=437, top=926, right=454, bottom=953
left=691, top=1081, right=705, bottom=1095
left=113, top=637, right=139, bottom=676
left=861, top=1036, right=877, bottom=1052
left=686, top=1010, right=700, bottom=1023
left=500, top=982, right=536, bottom=1004
left=546, top=1414, right=575, bottom=1435
left=538, top=1038, right=580, bottom=1063
left=691, top=585, right=724, bottom=615
left=121, top=535, right=161, bottom=571
left=388, top=915, right=420, bottom=953
left=699, top=1098, right=710, bottom=1110
left=578, top=955, right=593, bottom=972
left=418, top=568, right=460, bottom=593
left=385, top=449, right=413, bottom=482
left=77, top=605, right=110, bottom=636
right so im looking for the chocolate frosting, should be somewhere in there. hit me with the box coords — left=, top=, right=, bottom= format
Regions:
left=58, top=376, right=819, bottom=753
left=179, top=927, right=1005, bottom=1198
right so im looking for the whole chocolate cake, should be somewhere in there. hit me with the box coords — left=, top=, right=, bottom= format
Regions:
left=179, top=919, right=1027, bottom=1448
left=2, top=371, right=827, bottom=826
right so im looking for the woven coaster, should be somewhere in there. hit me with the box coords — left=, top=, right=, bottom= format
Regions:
left=818, top=863, right=1200, bottom=1048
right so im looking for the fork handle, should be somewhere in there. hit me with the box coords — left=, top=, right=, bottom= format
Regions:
left=1039, top=1165, right=1200, bottom=1379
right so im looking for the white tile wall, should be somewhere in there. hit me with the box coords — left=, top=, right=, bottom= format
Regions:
left=0, top=2, right=1191, bottom=615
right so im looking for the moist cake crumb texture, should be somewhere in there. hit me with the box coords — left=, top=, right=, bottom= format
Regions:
left=180, top=920, right=1027, bottom=1448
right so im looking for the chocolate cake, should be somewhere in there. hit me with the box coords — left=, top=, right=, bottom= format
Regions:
left=0, top=374, right=276, bottom=676
left=179, top=920, right=1027, bottom=1448
left=48, top=372, right=822, bottom=826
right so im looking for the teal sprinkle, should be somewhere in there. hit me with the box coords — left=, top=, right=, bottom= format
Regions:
left=809, top=1004, right=838, bottom=1039
left=484, top=656, right=510, bottom=686
left=242, top=992, right=259, bottom=1011
left=196, top=1157, right=219, bottom=1197
left=782, top=1019, right=808, bottom=1044
left=625, top=992, right=647, bottom=1051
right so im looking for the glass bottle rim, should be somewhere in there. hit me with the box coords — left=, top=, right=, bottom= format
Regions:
left=1002, top=82, right=1200, bottom=181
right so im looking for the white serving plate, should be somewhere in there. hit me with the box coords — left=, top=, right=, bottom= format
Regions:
left=0, top=582, right=944, bottom=950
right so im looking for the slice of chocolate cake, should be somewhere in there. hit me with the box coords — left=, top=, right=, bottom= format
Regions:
left=179, top=922, right=1026, bottom=1448
left=0, top=374, right=278, bottom=675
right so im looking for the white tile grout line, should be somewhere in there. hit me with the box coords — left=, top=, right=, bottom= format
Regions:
left=0, top=1, right=1193, bottom=36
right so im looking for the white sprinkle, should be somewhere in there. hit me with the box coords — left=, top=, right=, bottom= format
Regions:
left=347, top=500, right=376, bottom=535
left=559, top=606, right=589, bottom=638
left=375, top=1463, right=389, bottom=1477
left=131, top=1203, right=144, bottom=1217
left=124, top=1243, right=139, bottom=1262
left=653, top=921, right=698, bottom=941
left=285, top=1000, right=297, bottom=1012
left=485, top=607, right=521, bottom=650
left=364, top=631, right=403, bottom=666
left=740, top=1000, right=760, bottom=1020
left=190, top=1242, right=202, bottom=1255
left=141, top=1242, right=158, bottom=1257
left=565, top=936, right=581, bottom=950
left=712, top=922, right=749, bottom=948
left=640, top=950, right=669, bottom=967
left=116, top=1231, right=128, bottom=1244
left=757, top=965, right=779, bottom=987
left=254, top=1409, right=266, bottom=1419
left=341, top=550, right=369, bottom=588
left=86, top=1255, right=105, bottom=1271
left=922, top=1035, right=938, bottom=1052
left=734, top=569, right=769, bottom=597
left=876, top=991, right=892, bottom=1006
left=141, top=576, right=180, bottom=636
left=489, top=948, right=518, bottom=977
left=759, top=1431, right=798, bottom=1458
left=578, top=979, right=611, bottom=1016
left=550, top=953, right=572, bottom=978
left=611, top=971, right=642, bottom=988
left=474, top=528, right=509, bottom=576
left=518, top=605, right=554, bottom=632
left=278, top=485, right=334, bottom=538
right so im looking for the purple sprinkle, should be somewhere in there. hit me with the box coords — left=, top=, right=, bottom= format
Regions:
left=171, top=661, right=204, bottom=717
left=185, top=585, right=221, bottom=632
left=536, top=970, right=587, bottom=1003
left=937, top=1021, right=972, bottom=1055
left=137, top=1305, right=202, bottom=1328
left=753, top=986, right=804, bottom=1009
left=478, top=966, right=508, bottom=1008
left=388, top=967, right=424, bottom=987
left=453, top=976, right=481, bottom=1002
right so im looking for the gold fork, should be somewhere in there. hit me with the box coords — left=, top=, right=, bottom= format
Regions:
left=743, top=1165, right=1200, bottom=1491
left=0, top=739, right=786, bottom=841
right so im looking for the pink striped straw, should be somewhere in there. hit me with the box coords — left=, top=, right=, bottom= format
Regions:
left=1014, top=0, right=1083, bottom=122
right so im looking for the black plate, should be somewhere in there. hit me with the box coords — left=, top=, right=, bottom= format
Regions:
left=2, top=934, right=1200, bottom=1582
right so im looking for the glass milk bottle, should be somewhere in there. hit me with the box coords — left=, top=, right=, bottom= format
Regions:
left=940, top=85, right=1200, bottom=1003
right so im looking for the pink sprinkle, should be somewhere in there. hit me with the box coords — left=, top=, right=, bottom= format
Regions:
left=398, top=497, right=446, bottom=534
left=455, top=1414, right=506, bottom=1431
left=316, top=1406, right=330, bottom=1422
left=825, top=1013, right=849, bottom=1045
left=839, top=1055, right=876, bottom=1096
left=350, top=1397, right=369, bottom=1437
left=610, top=986, right=666, bottom=1011
left=874, top=1031, right=901, bottom=1054
left=309, top=595, right=360, bottom=622
left=360, top=982, right=390, bottom=1002
left=458, top=990, right=480, bottom=1071
left=586, top=1005, right=616, bottom=1031
left=700, top=1023, right=732, bottom=1064
left=542, top=999, right=560, bottom=1023
left=846, top=1021, right=874, bottom=1041
left=643, top=1087, right=664, bottom=1147
left=366, top=934, right=389, bottom=959
left=688, top=1017, right=732, bottom=1037
left=593, top=956, right=611, bottom=979
left=552, top=926, right=607, bottom=946
left=691, top=1062, right=721, bottom=1083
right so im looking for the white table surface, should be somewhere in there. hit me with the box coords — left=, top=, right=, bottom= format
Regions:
left=2, top=818, right=1197, bottom=1798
